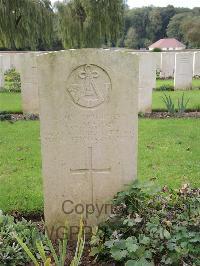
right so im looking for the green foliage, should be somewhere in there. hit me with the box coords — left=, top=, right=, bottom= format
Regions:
left=124, top=27, right=138, bottom=49
left=161, top=93, right=176, bottom=114
left=162, top=93, right=190, bottom=115
left=152, top=47, right=162, bottom=52
left=123, top=6, right=180, bottom=49
left=0, top=0, right=54, bottom=50
left=15, top=218, right=85, bottom=266
left=167, top=10, right=200, bottom=48
left=3, top=68, right=21, bottom=92
left=124, top=6, right=199, bottom=49
left=1, top=211, right=85, bottom=266
left=56, top=0, right=126, bottom=48
left=177, top=93, right=190, bottom=114
left=181, top=15, right=200, bottom=48
left=166, top=13, right=187, bottom=43
left=155, top=85, right=174, bottom=91
left=90, top=182, right=200, bottom=265
left=0, top=211, right=48, bottom=265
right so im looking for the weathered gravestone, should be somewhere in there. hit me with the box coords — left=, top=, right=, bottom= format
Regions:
left=0, top=52, right=40, bottom=113
left=160, top=52, right=175, bottom=78
left=13, top=53, right=40, bottom=114
left=193, top=52, right=200, bottom=77
left=0, top=56, right=4, bottom=89
left=0, top=54, right=12, bottom=90
left=137, top=53, right=156, bottom=113
left=37, top=49, right=139, bottom=237
left=153, top=52, right=161, bottom=72
left=174, top=52, right=193, bottom=90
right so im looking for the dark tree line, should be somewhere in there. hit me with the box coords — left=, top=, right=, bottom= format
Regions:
left=0, top=0, right=199, bottom=51
left=122, top=6, right=200, bottom=49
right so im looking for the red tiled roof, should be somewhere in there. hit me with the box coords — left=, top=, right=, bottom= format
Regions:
left=149, top=38, right=185, bottom=49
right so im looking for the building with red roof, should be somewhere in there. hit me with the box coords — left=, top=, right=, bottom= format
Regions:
left=149, top=38, right=186, bottom=51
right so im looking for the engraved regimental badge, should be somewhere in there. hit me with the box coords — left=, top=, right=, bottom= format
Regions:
left=67, top=64, right=111, bottom=108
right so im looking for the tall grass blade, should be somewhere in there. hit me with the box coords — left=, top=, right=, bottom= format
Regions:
left=14, top=234, right=39, bottom=266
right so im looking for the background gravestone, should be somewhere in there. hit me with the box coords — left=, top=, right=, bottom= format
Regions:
left=13, top=53, right=40, bottom=114
left=153, top=52, right=162, bottom=72
left=160, top=52, right=175, bottom=78
left=137, top=53, right=156, bottom=113
left=37, top=49, right=139, bottom=235
left=193, top=52, right=200, bottom=77
left=0, top=54, right=12, bottom=90
left=174, top=52, right=193, bottom=90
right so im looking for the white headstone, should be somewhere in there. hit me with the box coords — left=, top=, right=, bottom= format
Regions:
left=153, top=52, right=162, bottom=72
left=160, top=52, right=175, bottom=78
left=138, top=53, right=156, bottom=113
left=0, top=54, right=12, bottom=90
left=174, top=52, right=193, bottom=90
left=37, top=49, right=139, bottom=237
left=13, top=53, right=40, bottom=114
left=193, top=52, right=200, bottom=77
left=0, top=56, right=4, bottom=90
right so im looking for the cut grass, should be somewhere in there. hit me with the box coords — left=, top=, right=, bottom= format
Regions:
left=0, top=121, right=42, bottom=214
left=156, top=78, right=200, bottom=90
left=0, top=92, right=22, bottom=113
left=0, top=119, right=199, bottom=214
left=139, top=119, right=200, bottom=189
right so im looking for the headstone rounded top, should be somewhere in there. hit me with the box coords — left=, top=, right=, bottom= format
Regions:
left=67, top=64, right=111, bottom=108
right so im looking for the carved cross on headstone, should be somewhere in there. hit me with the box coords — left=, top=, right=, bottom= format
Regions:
left=70, top=147, right=111, bottom=203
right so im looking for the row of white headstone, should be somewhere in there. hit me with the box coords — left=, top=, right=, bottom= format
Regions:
left=0, top=52, right=40, bottom=113
left=155, top=51, right=200, bottom=77
left=0, top=50, right=199, bottom=115
left=0, top=49, right=199, bottom=236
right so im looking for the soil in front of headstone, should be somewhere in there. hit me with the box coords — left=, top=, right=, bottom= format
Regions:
left=141, top=111, right=200, bottom=119
left=1, top=112, right=200, bottom=121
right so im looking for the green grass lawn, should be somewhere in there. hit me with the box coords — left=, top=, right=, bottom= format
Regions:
left=0, top=119, right=199, bottom=214
left=0, top=92, right=22, bottom=113
left=156, top=78, right=200, bottom=90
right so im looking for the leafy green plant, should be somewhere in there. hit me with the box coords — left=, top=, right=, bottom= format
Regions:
left=152, top=48, right=162, bottom=52
left=15, top=218, right=85, bottom=266
left=161, top=93, right=190, bottom=115
left=0, top=211, right=48, bottom=265
left=177, top=93, right=190, bottom=114
left=161, top=93, right=176, bottom=114
left=90, top=182, right=200, bottom=265
left=156, top=70, right=161, bottom=79
left=3, top=68, right=21, bottom=92
left=0, top=211, right=85, bottom=266
left=138, top=112, right=145, bottom=118
left=156, top=85, right=174, bottom=91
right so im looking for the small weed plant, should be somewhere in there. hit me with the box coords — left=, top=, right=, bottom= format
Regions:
left=162, top=93, right=190, bottom=115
